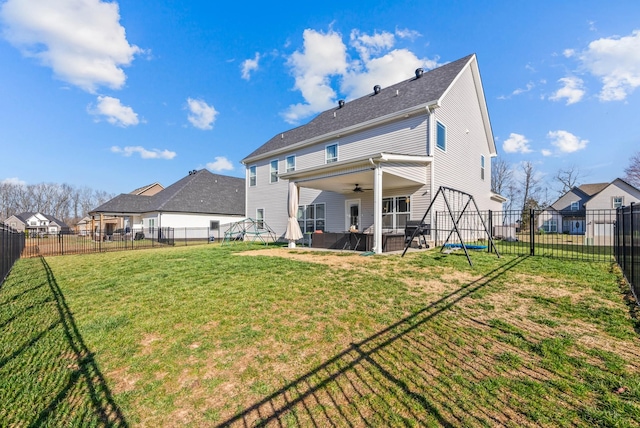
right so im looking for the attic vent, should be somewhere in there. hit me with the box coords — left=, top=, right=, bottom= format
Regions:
left=415, top=68, right=424, bottom=78
left=338, top=99, right=345, bottom=108
left=373, top=85, right=381, bottom=95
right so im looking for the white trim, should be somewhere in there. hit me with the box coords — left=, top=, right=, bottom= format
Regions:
left=436, top=120, right=447, bottom=152
left=345, top=199, right=361, bottom=232
left=249, top=165, right=257, bottom=187
left=269, top=159, right=279, bottom=184
left=286, top=154, right=296, bottom=173
left=325, top=143, right=338, bottom=164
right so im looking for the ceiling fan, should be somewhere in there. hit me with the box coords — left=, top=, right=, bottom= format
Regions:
left=349, top=184, right=372, bottom=193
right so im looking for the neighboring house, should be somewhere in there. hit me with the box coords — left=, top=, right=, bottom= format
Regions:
left=5, top=212, right=70, bottom=235
left=538, top=178, right=640, bottom=243
left=241, top=54, right=503, bottom=254
left=89, top=169, right=245, bottom=239
left=95, top=182, right=166, bottom=233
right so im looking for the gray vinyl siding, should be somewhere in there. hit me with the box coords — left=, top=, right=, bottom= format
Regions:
left=431, top=66, right=494, bottom=211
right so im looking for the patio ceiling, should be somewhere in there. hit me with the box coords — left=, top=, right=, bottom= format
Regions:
left=280, top=153, right=432, bottom=195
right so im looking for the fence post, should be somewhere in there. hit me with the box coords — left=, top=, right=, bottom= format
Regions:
left=621, top=206, right=627, bottom=274
left=488, top=210, right=493, bottom=253
left=631, top=203, right=635, bottom=292
left=529, top=209, right=535, bottom=256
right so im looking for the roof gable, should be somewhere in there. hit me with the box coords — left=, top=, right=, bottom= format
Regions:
left=90, top=170, right=245, bottom=216
left=243, top=54, right=478, bottom=162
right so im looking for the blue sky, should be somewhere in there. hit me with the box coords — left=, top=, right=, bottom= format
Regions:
left=1, top=0, right=639, bottom=196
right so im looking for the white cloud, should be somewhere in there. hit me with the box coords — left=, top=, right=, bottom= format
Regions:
left=282, top=27, right=438, bottom=124
left=563, top=49, right=576, bottom=58
left=395, top=27, right=421, bottom=41
left=342, top=48, right=437, bottom=101
left=241, top=52, right=260, bottom=80
left=1, top=177, right=27, bottom=186
left=281, top=28, right=348, bottom=124
left=206, top=156, right=234, bottom=172
left=89, top=95, right=139, bottom=127
left=111, top=146, right=176, bottom=160
left=547, top=130, right=588, bottom=153
left=549, top=76, right=585, bottom=105
left=541, top=149, right=553, bottom=157
left=502, top=133, right=533, bottom=154
left=186, top=98, right=218, bottom=130
left=578, top=30, right=640, bottom=101
left=0, top=0, right=141, bottom=93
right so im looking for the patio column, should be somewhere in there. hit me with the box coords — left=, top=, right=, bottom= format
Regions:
left=373, top=163, right=383, bottom=254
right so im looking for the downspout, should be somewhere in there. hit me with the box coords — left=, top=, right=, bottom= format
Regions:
left=428, top=105, right=437, bottom=239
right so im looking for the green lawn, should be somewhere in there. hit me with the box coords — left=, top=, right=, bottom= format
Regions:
left=1, top=244, right=639, bottom=427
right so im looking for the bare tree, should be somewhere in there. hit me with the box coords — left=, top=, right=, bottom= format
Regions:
left=0, top=181, right=114, bottom=225
left=491, top=158, right=512, bottom=195
left=624, top=151, right=640, bottom=187
left=554, top=165, right=585, bottom=195
left=519, top=161, right=545, bottom=230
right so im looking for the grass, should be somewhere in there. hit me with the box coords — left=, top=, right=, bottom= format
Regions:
left=1, top=243, right=639, bottom=427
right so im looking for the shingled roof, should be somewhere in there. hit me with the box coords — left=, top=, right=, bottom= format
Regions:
left=90, top=170, right=245, bottom=216
left=243, top=54, right=475, bottom=162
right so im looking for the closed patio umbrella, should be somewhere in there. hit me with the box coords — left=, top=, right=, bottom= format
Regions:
left=285, top=181, right=303, bottom=247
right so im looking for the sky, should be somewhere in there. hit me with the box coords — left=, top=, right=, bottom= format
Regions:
left=1, top=0, right=639, bottom=197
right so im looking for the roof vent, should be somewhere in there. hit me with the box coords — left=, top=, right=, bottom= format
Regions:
left=338, top=99, right=345, bottom=108
left=373, top=85, right=381, bottom=95
left=188, top=169, right=197, bottom=175
left=415, top=68, right=424, bottom=78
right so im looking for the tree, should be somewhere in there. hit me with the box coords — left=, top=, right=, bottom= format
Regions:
left=491, top=158, right=513, bottom=196
left=518, top=161, right=545, bottom=230
left=624, top=151, right=640, bottom=187
left=554, top=165, right=585, bottom=195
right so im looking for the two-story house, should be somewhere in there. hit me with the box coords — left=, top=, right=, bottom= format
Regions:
left=539, top=178, right=640, bottom=243
left=5, top=212, right=69, bottom=236
left=241, top=54, right=504, bottom=254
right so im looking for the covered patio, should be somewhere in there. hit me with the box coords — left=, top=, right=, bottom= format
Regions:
left=279, top=153, right=433, bottom=254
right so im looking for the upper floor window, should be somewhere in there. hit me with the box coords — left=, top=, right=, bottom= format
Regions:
left=286, top=155, right=296, bottom=172
left=270, top=159, right=279, bottom=183
left=326, top=143, right=338, bottom=164
left=480, top=155, right=485, bottom=180
left=249, top=165, right=257, bottom=187
left=436, top=121, right=446, bottom=151
left=570, top=201, right=579, bottom=211
left=613, top=196, right=624, bottom=208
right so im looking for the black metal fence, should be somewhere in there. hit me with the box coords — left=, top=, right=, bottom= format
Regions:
left=430, top=209, right=617, bottom=262
left=615, top=204, right=639, bottom=302
left=1, top=222, right=25, bottom=286
left=19, top=227, right=216, bottom=258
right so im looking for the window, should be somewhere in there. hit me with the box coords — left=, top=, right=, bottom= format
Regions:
left=256, top=209, right=264, bottom=229
left=297, top=203, right=325, bottom=233
left=436, top=121, right=446, bottom=151
left=270, top=159, right=279, bottom=183
left=570, top=201, right=579, bottom=211
left=326, top=143, right=338, bottom=163
left=286, top=155, right=296, bottom=172
left=382, top=196, right=411, bottom=231
left=542, top=219, right=557, bottom=233
left=613, top=196, right=624, bottom=208
left=249, top=165, right=257, bottom=187
left=480, top=155, right=485, bottom=180
left=210, top=220, right=219, bottom=230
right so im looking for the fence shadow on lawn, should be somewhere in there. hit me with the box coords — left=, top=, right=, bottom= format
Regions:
left=217, top=256, right=559, bottom=427
left=0, top=257, right=128, bottom=427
